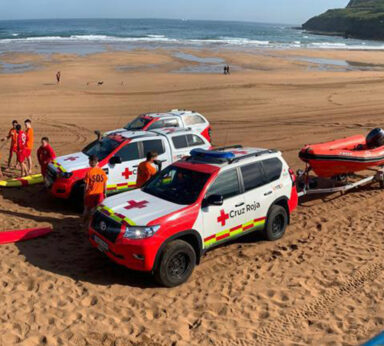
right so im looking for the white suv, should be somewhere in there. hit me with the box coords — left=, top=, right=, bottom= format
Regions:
left=89, top=146, right=298, bottom=287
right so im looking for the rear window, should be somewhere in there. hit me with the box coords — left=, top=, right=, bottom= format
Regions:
left=172, top=135, right=188, bottom=149
left=240, top=162, right=266, bottom=192
left=262, top=158, right=283, bottom=182
left=182, top=115, right=206, bottom=126
left=187, top=134, right=205, bottom=147
left=143, top=139, right=165, bottom=155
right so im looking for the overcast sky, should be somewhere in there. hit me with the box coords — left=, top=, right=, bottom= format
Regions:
left=0, top=0, right=349, bottom=24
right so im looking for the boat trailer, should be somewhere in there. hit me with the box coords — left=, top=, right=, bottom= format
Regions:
left=296, top=165, right=384, bottom=198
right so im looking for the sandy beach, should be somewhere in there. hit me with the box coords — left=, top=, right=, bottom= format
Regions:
left=0, top=48, right=384, bottom=345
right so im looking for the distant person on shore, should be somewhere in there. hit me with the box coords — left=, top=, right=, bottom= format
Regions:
left=136, top=151, right=159, bottom=188
left=56, top=71, right=61, bottom=84
left=226, top=65, right=230, bottom=74
left=24, top=119, right=34, bottom=175
left=223, top=65, right=227, bottom=75
left=37, top=137, right=56, bottom=176
left=82, top=155, right=107, bottom=228
left=1, top=120, right=19, bottom=170
left=15, top=124, right=27, bottom=177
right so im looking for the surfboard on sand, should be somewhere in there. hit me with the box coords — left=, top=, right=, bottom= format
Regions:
left=0, top=174, right=44, bottom=187
left=0, top=227, right=52, bottom=245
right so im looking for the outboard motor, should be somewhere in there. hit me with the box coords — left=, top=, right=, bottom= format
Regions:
left=366, top=128, right=384, bottom=148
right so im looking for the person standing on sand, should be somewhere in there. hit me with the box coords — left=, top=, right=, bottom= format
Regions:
left=82, top=155, right=107, bottom=228
left=1, top=120, right=19, bottom=170
left=226, top=65, right=230, bottom=74
left=24, top=119, right=34, bottom=175
left=15, top=124, right=27, bottom=177
left=136, top=151, right=159, bottom=188
left=223, top=65, right=227, bottom=75
left=56, top=71, right=61, bottom=84
left=37, top=137, right=56, bottom=176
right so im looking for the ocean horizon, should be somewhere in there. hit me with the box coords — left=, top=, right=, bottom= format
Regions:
left=0, top=18, right=383, bottom=55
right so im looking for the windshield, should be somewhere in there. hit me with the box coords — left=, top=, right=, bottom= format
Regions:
left=143, top=165, right=210, bottom=205
left=82, top=137, right=120, bottom=161
left=125, top=116, right=152, bottom=130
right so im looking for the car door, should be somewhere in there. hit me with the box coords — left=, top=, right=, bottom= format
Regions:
left=239, top=161, right=276, bottom=231
left=141, top=138, right=171, bottom=170
left=201, top=168, right=247, bottom=249
left=106, top=142, right=142, bottom=193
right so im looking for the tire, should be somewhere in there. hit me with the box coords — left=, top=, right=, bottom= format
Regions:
left=154, top=240, right=196, bottom=287
left=264, top=205, right=288, bottom=241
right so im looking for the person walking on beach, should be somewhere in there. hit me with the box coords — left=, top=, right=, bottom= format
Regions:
left=82, top=155, right=107, bottom=228
left=24, top=119, right=34, bottom=175
left=37, top=137, right=56, bottom=176
left=223, top=65, right=227, bottom=75
left=1, top=120, right=19, bottom=170
left=15, top=124, right=27, bottom=177
left=56, top=71, right=61, bottom=84
left=226, top=65, right=230, bottom=75
left=136, top=151, right=159, bottom=188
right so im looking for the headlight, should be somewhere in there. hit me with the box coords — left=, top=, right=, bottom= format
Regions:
left=59, top=171, right=73, bottom=179
left=123, top=225, right=160, bottom=240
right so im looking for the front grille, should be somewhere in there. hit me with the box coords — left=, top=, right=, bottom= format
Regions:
left=47, top=165, right=57, bottom=182
left=92, top=211, right=122, bottom=243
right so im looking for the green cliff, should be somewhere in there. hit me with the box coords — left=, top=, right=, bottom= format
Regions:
left=302, top=0, right=384, bottom=40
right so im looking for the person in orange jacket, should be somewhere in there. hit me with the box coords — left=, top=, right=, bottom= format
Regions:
left=24, top=119, right=34, bottom=175
left=1, top=120, right=18, bottom=170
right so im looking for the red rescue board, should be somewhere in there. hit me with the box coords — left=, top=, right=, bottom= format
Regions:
left=0, top=227, right=52, bottom=245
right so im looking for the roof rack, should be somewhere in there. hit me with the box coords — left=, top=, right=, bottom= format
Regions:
left=228, top=149, right=277, bottom=164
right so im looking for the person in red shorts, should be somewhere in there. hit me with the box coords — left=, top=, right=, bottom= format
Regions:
left=82, top=155, right=108, bottom=228
left=24, top=119, right=34, bottom=175
left=15, top=124, right=27, bottom=177
left=37, top=137, right=56, bottom=176
left=1, top=120, right=18, bottom=170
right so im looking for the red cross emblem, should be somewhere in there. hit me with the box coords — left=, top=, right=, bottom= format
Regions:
left=64, top=156, right=79, bottom=161
left=124, top=200, right=149, bottom=210
left=122, top=168, right=133, bottom=179
left=232, top=150, right=248, bottom=155
left=217, top=209, right=229, bottom=226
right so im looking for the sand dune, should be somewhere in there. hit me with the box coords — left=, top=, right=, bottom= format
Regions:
left=0, top=49, right=383, bottom=345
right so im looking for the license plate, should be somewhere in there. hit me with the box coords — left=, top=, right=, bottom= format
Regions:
left=94, top=235, right=109, bottom=252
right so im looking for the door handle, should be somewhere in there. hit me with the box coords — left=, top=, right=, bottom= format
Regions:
left=133, top=165, right=139, bottom=168
left=264, top=191, right=272, bottom=196
left=235, top=202, right=244, bottom=207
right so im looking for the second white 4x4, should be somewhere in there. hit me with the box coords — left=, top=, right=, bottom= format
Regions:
left=89, top=146, right=298, bottom=287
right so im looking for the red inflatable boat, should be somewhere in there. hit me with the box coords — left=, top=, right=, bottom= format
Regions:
left=299, top=131, right=384, bottom=178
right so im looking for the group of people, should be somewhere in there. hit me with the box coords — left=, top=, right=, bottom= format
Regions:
left=223, top=65, right=231, bottom=75
left=1, top=119, right=56, bottom=178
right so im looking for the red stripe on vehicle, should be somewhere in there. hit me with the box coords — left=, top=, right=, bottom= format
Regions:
left=204, top=234, right=216, bottom=242
left=230, top=225, right=242, bottom=232
left=117, top=183, right=128, bottom=187
left=216, top=233, right=230, bottom=241
left=243, top=224, right=254, bottom=232
left=254, top=217, right=266, bottom=223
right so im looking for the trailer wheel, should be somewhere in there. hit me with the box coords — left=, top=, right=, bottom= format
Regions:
left=264, top=205, right=288, bottom=241
left=154, top=240, right=196, bottom=287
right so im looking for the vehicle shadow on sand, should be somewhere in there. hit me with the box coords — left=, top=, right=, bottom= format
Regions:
left=0, top=208, right=157, bottom=288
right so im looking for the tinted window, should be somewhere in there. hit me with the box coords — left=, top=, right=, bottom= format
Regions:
left=241, top=162, right=266, bottom=192
left=82, top=137, right=120, bottom=161
left=262, top=158, right=283, bottom=182
left=117, top=143, right=140, bottom=161
left=143, top=139, right=165, bottom=155
left=125, top=116, right=152, bottom=130
left=183, top=115, right=206, bottom=126
left=187, top=134, right=205, bottom=147
left=143, top=166, right=210, bottom=205
left=148, top=118, right=179, bottom=130
left=172, top=135, right=188, bottom=149
left=207, top=169, right=240, bottom=199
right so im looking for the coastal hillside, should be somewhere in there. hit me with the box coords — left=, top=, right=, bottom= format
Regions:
left=302, top=0, right=384, bottom=40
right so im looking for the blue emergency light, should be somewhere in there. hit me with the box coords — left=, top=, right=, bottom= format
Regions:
left=190, top=148, right=235, bottom=160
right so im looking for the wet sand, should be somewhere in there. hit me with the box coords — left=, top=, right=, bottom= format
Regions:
left=0, top=48, right=384, bottom=345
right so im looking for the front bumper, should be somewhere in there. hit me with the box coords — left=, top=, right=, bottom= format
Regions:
left=89, top=228, right=160, bottom=272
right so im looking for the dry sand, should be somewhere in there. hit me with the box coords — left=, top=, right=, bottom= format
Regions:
left=0, top=48, right=384, bottom=345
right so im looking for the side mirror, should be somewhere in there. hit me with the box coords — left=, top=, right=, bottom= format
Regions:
left=109, top=156, right=122, bottom=165
left=203, top=194, right=224, bottom=207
